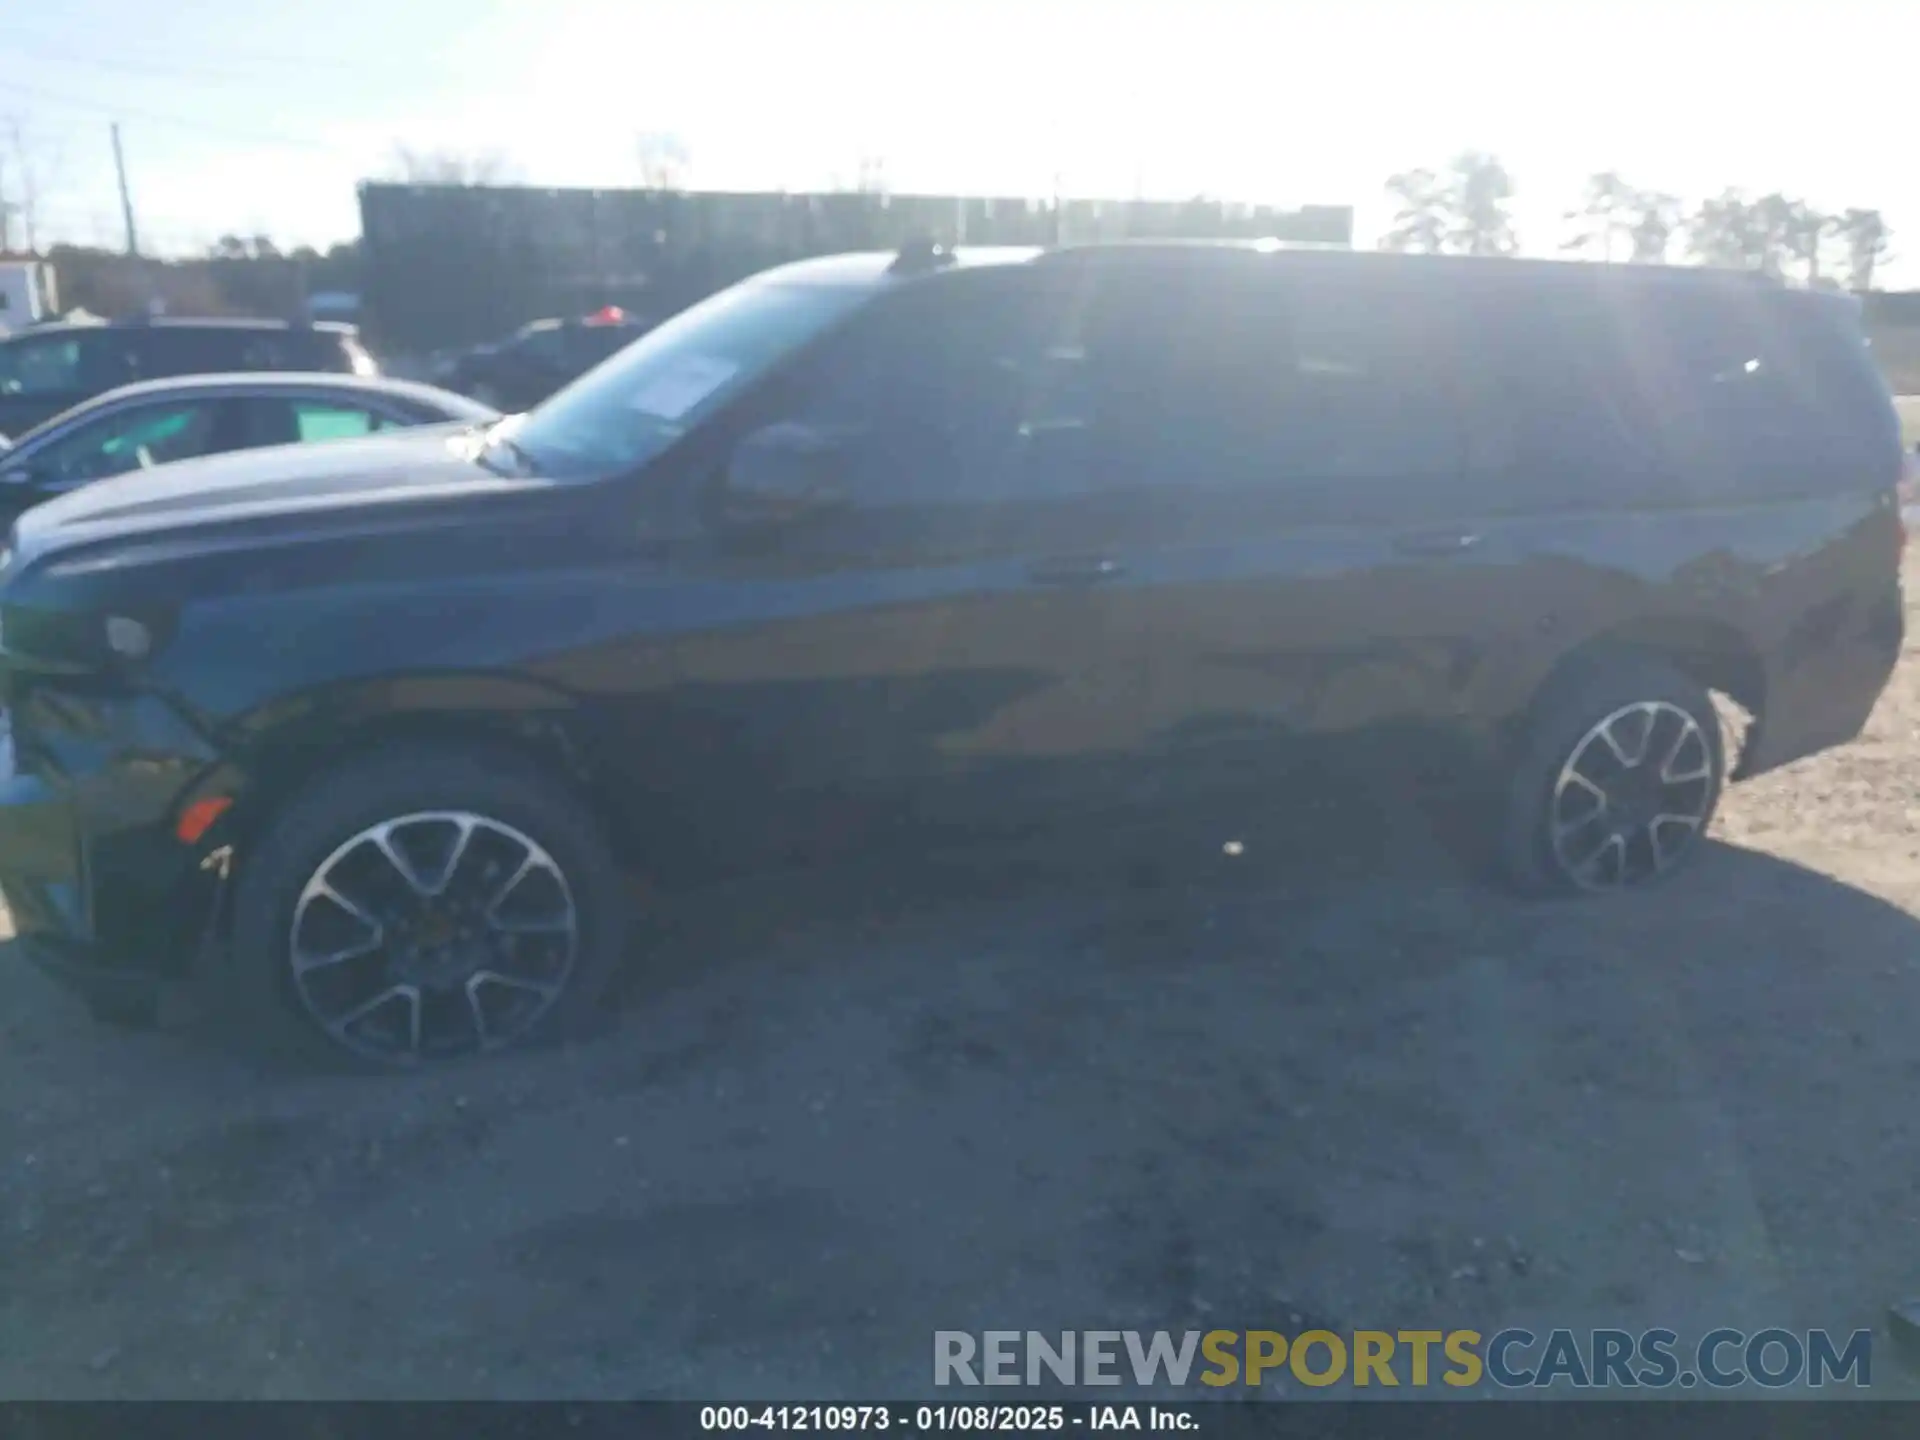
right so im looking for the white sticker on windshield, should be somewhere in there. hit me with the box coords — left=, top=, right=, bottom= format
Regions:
left=628, top=357, right=740, bottom=420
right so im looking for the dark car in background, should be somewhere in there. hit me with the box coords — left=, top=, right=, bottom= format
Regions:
left=0, top=242, right=1901, bottom=1069
left=0, top=318, right=376, bottom=437
left=0, top=373, right=494, bottom=523
left=430, top=307, right=652, bottom=410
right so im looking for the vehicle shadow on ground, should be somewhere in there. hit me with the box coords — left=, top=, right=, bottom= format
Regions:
left=7, top=762, right=1920, bottom=1398
left=554, top=766, right=1920, bottom=1396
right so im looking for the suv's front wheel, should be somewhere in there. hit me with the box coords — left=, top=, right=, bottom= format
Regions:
left=1500, top=654, right=1725, bottom=895
left=223, top=745, right=626, bottom=1069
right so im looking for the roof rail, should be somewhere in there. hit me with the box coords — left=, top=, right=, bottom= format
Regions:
left=888, top=236, right=958, bottom=276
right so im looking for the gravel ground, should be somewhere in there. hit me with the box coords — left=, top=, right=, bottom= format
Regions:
left=7, top=572, right=1920, bottom=1401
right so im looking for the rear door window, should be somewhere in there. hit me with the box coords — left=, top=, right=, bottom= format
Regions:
left=1057, top=261, right=1469, bottom=509
left=1457, top=279, right=1668, bottom=506
left=291, top=399, right=391, bottom=441
left=1060, top=261, right=1293, bottom=495
left=1273, top=274, right=1469, bottom=487
left=232, top=397, right=396, bottom=448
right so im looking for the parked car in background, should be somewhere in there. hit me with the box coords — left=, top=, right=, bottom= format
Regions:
left=0, top=242, right=1901, bottom=1067
left=431, top=307, right=652, bottom=410
left=0, top=317, right=377, bottom=436
left=0, top=372, right=494, bottom=523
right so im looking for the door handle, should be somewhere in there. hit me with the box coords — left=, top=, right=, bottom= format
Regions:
left=1029, top=555, right=1125, bottom=586
left=1392, top=529, right=1482, bottom=558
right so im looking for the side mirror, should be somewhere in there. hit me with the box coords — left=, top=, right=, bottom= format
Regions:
left=721, top=422, right=851, bottom=529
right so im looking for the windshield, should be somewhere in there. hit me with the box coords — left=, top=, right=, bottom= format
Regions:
left=501, top=279, right=874, bottom=479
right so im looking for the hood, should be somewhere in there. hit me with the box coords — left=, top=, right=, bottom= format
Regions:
left=8, top=426, right=544, bottom=571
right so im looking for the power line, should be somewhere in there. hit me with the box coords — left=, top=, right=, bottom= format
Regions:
left=0, top=21, right=370, bottom=76
left=2, top=45, right=335, bottom=88
left=0, top=78, right=333, bottom=151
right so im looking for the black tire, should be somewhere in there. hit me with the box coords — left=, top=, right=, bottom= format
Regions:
left=219, top=744, right=626, bottom=1072
left=1498, top=653, right=1725, bottom=896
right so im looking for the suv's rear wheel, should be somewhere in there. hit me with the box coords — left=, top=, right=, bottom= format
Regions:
left=223, top=745, right=625, bottom=1069
left=1500, top=654, right=1725, bottom=895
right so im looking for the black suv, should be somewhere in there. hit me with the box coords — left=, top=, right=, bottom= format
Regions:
left=0, top=243, right=1903, bottom=1068
left=430, top=311, right=652, bottom=412
left=0, top=318, right=374, bottom=436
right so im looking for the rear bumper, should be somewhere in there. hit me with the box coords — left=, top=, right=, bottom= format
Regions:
left=1737, top=583, right=1904, bottom=778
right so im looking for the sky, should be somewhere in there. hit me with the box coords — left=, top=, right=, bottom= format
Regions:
left=1, top=0, right=1916, bottom=281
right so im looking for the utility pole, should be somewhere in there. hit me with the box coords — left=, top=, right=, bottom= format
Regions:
left=111, top=121, right=138, bottom=257
left=0, top=151, right=12, bottom=252
left=7, top=120, right=34, bottom=253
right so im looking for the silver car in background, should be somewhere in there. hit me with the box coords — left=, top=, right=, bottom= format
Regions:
left=0, top=371, right=497, bottom=524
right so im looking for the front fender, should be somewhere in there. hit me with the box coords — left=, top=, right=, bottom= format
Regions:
left=173, top=670, right=589, bottom=862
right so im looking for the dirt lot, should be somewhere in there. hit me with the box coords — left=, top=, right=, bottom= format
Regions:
left=7, top=572, right=1920, bottom=1401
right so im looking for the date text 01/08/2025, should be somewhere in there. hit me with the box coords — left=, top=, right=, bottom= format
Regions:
left=700, top=1406, right=1192, bottom=1432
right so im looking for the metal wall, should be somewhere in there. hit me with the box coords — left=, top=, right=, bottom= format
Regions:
left=358, top=183, right=1355, bottom=354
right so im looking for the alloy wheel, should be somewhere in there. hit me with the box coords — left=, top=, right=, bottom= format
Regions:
left=287, top=810, right=578, bottom=1063
left=1548, top=700, right=1716, bottom=890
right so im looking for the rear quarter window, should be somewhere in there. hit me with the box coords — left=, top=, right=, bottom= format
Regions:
left=1625, top=289, right=1895, bottom=484
left=1459, top=278, right=1899, bottom=507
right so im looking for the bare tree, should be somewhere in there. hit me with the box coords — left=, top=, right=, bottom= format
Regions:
left=1779, top=200, right=1832, bottom=285
left=1448, top=152, right=1517, bottom=256
left=1833, top=208, right=1892, bottom=291
left=1379, top=167, right=1447, bottom=254
left=1689, top=191, right=1771, bottom=271
left=1562, top=171, right=1636, bottom=262
left=636, top=131, right=692, bottom=191
left=388, top=146, right=512, bottom=186
left=1381, top=153, right=1517, bottom=256
left=207, top=234, right=282, bottom=261
left=1745, top=193, right=1814, bottom=280
left=1626, top=190, right=1684, bottom=263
